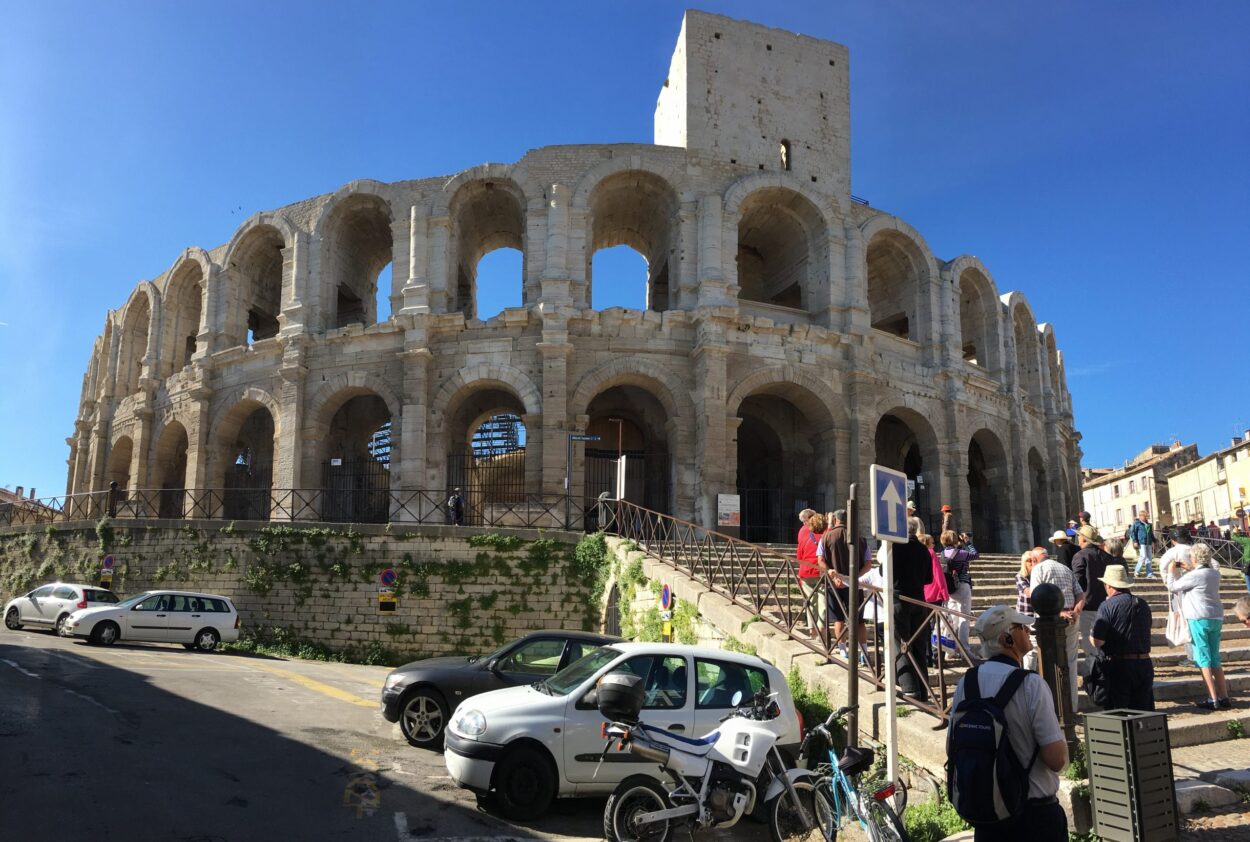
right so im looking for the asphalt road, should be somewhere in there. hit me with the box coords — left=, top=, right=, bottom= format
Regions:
left=0, top=630, right=770, bottom=842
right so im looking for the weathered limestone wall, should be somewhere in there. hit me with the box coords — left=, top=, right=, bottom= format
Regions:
left=0, top=522, right=593, bottom=660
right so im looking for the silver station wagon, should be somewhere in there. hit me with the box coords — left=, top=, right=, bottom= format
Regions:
left=69, top=589, right=240, bottom=651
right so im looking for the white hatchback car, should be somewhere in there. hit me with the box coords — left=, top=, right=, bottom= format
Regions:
left=4, top=583, right=120, bottom=636
left=443, top=642, right=802, bottom=820
left=68, top=590, right=240, bottom=651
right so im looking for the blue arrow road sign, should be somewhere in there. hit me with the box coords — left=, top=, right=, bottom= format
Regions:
left=870, top=464, right=909, bottom=544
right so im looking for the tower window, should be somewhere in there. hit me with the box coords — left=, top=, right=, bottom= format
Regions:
left=780, top=140, right=792, bottom=171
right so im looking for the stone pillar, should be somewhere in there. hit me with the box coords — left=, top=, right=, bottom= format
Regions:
left=543, top=184, right=574, bottom=306
left=90, top=421, right=110, bottom=494
left=273, top=338, right=309, bottom=517
left=833, top=428, right=853, bottom=508
left=280, top=231, right=310, bottom=335
left=198, top=266, right=224, bottom=357
left=675, top=200, right=698, bottom=309
left=128, top=400, right=155, bottom=513
left=399, top=206, right=431, bottom=316
left=395, top=342, right=432, bottom=522
left=427, top=215, right=450, bottom=314
left=696, top=195, right=731, bottom=306
left=521, top=412, right=543, bottom=495
left=538, top=337, right=572, bottom=498
left=183, top=392, right=212, bottom=518
left=691, top=341, right=730, bottom=528
left=64, top=440, right=77, bottom=498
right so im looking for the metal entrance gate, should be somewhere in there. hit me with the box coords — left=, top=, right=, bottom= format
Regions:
left=223, top=463, right=272, bottom=521
left=447, top=450, right=526, bottom=525
left=321, top=459, right=390, bottom=523
left=738, top=488, right=826, bottom=544
left=585, top=450, right=671, bottom=515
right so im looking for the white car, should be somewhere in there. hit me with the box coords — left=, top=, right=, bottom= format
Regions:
left=443, top=642, right=802, bottom=820
left=68, top=590, right=240, bottom=651
left=4, top=583, right=120, bottom=636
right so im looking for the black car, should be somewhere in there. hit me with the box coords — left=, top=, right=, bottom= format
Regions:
left=381, top=630, right=619, bottom=749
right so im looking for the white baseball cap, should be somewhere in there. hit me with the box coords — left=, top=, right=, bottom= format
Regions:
left=974, top=605, right=1035, bottom=641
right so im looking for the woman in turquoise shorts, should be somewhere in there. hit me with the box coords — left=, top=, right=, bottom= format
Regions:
left=1168, top=543, right=1229, bottom=710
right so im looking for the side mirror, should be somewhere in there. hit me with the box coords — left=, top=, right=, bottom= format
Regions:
left=730, top=690, right=743, bottom=707
left=578, top=688, right=598, bottom=709
left=486, top=658, right=499, bottom=672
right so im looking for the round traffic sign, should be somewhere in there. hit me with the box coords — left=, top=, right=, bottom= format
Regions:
left=379, top=568, right=398, bottom=586
left=660, top=583, right=672, bottom=610
left=102, top=554, right=115, bottom=570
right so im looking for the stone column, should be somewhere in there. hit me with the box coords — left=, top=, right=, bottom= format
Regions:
left=675, top=200, right=698, bottom=310
left=395, top=343, right=431, bottom=522
left=279, top=231, right=310, bottom=335
left=543, top=184, right=574, bottom=306
left=538, top=337, right=572, bottom=499
left=521, top=412, right=543, bottom=495
left=696, top=195, right=731, bottom=306
left=128, top=400, right=155, bottom=514
left=399, top=206, right=431, bottom=316
left=64, top=440, right=77, bottom=498
left=691, top=341, right=730, bottom=528
left=833, top=428, right=853, bottom=508
left=427, top=215, right=450, bottom=314
left=183, top=392, right=213, bottom=518
left=273, top=338, right=309, bottom=518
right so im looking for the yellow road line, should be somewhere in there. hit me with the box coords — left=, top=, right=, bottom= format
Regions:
left=242, top=660, right=377, bottom=707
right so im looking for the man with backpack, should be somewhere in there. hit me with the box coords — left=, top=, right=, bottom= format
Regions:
left=947, top=605, right=1069, bottom=840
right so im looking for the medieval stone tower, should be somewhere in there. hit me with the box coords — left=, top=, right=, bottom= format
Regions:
left=67, top=10, right=1080, bottom=551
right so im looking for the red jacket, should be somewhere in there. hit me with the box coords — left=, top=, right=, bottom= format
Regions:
left=797, top=525, right=821, bottom=578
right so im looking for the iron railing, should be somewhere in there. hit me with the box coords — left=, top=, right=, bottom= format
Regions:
left=0, top=488, right=598, bottom=531
left=607, top=499, right=975, bottom=722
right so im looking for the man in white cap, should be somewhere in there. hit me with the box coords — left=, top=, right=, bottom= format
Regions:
left=948, top=605, right=1068, bottom=839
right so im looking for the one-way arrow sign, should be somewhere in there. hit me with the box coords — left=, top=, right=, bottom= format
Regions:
left=870, top=464, right=909, bottom=544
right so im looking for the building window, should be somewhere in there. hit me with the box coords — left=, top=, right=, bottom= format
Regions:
left=779, top=140, right=792, bottom=171
left=1131, top=504, right=1138, bottom=518
left=1113, top=484, right=1120, bottom=498
left=1116, top=509, right=1124, bottom=525
left=1129, top=480, right=1136, bottom=493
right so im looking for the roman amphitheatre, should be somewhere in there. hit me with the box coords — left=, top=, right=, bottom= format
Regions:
left=65, top=10, right=1079, bottom=551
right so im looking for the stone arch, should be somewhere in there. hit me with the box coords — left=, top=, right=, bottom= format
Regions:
left=435, top=163, right=543, bottom=216
left=445, top=174, right=529, bottom=318
left=967, top=427, right=1012, bottom=552
left=947, top=255, right=1003, bottom=375
left=222, top=214, right=297, bottom=346
left=860, top=215, right=937, bottom=344
left=115, top=282, right=160, bottom=396
left=305, top=382, right=396, bottom=523
left=1041, top=325, right=1063, bottom=409
left=306, top=373, right=402, bottom=436
left=433, top=364, right=542, bottom=423
left=727, top=366, right=845, bottom=542
left=210, top=388, right=280, bottom=518
left=107, top=435, right=134, bottom=489
left=159, top=249, right=212, bottom=375
left=152, top=419, right=190, bottom=517
left=580, top=168, right=681, bottom=312
left=1003, top=292, right=1043, bottom=406
left=872, top=405, right=943, bottom=531
left=569, top=357, right=695, bottom=428
left=312, top=182, right=395, bottom=329
left=729, top=184, right=830, bottom=312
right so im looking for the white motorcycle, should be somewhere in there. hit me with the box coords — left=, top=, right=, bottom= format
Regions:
left=596, top=672, right=827, bottom=842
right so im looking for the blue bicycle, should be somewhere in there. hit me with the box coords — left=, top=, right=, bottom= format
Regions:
left=798, top=705, right=910, bottom=841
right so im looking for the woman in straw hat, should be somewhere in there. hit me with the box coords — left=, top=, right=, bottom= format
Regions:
left=1168, top=543, right=1230, bottom=710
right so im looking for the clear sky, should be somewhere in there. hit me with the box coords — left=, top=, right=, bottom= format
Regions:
left=1, top=1, right=1247, bottom=498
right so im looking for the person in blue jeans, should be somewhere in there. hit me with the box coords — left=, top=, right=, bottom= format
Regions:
left=1128, top=512, right=1154, bottom=578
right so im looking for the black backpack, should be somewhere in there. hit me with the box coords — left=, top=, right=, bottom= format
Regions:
left=946, top=665, right=1038, bottom=826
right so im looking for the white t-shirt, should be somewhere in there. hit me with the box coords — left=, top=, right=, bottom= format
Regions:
left=949, top=659, right=1064, bottom=799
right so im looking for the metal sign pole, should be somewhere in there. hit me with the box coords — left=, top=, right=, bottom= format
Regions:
left=565, top=434, right=573, bottom=530
left=846, top=483, right=860, bottom=747
left=882, top=539, right=899, bottom=792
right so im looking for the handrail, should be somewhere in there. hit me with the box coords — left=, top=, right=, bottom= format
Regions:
left=0, top=487, right=599, bottom=531
left=608, top=499, right=973, bottom=722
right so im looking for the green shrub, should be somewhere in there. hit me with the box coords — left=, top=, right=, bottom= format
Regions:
left=903, top=795, right=971, bottom=842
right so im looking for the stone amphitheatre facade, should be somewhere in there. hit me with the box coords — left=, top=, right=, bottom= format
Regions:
left=66, top=11, right=1080, bottom=551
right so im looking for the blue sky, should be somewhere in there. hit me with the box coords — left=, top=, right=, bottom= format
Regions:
left=1, top=1, right=1247, bottom=498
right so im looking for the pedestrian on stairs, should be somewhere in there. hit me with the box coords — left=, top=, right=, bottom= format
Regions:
left=1072, top=529, right=1117, bottom=677
left=796, top=509, right=825, bottom=632
left=941, top=530, right=977, bottom=654
left=1168, top=543, right=1231, bottom=710
left=1049, top=529, right=1077, bottom=569
left=1128, top=511, right=1155, bottom=578
left=1029, top=546, right=1084, bottom=712
left=1089, top=565, right=1154, bottom=711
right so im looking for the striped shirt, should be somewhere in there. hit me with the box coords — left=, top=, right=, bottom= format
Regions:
left=1029, top=559, right=1084, bottom=610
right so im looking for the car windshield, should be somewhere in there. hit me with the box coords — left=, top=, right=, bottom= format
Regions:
left=113, top=592, right=153, bottom=609
left=542, top=646, right=622, bottom=695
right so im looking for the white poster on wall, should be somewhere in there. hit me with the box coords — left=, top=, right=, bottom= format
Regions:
left=717, top=493, right=741, bottom=527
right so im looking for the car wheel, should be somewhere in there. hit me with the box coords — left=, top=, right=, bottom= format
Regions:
left=54, top=614, right=71, bottom=636
left=193, top=628, right=220, bottom=651
left=399, top=688, right=449, bottom=749
left=92, top=621, right=119, bottom=646
left=493, top=745, right=556, bottom=821
left=4, top=607, right=21, bottom=631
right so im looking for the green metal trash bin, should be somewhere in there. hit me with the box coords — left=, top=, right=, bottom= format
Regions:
left=1084, top=709, right=1178, bottom=842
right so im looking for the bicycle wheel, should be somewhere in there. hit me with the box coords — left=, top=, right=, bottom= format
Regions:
left=814, top=779, right=838, bottom=841
left=769, top=779, right=833, bottom=842
left=864, top=797, right=909, bottom=842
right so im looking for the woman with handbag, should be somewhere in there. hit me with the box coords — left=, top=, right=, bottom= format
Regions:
left=1168, top=543, right=1231, bottom=710
left=941, top=530, right=977, bottom=655
left=922, top=532, right=949, bottom=664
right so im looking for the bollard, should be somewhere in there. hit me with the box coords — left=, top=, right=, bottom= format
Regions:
left=1031, top=582, right=1080, bottom=755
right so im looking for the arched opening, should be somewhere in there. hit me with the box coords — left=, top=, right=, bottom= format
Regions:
left=164, top=263, right=204, bottom=374
left=106, top=436, right=133, bottom=489
left=957, top=267, right=996, bottom=369
left=736, top=187, right=826, bottom=311
left=967, top=429, right=1010, bottom=553
left=1013, top=306, right=1042, bottom=405
left=325, top=194, right=393, bottom=329
left=866, top=232, right=922, bottom=340
left=117, top=295, right=151, bottom=396
left=217, top=402, right=275, bottom=520
left=319, top=393, right=392, bottom=523
left=874, top=410, right=940, bottom=533
left=1028, top=448, right=1048, bottom=547
left=154, top=422, right=189, bottom=518
left=450, top=180, right=526, bottom=319
left=375, top=262, right=394, bottom=323
left=584, top=386, right=672, bottom=515
left=445, top=387, right=529, bottom=525
left=591, top=246, right=650, bottom=310
left=735, top=386, right=835, bottom=543
left=586, top=171, right=678, bottom=312
left=230, top=226, right=284, bottom=345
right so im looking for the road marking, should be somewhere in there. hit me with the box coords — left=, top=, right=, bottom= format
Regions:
left=1, top=658, right=40, bottom=679
left=63, top=688, right=121, bottom=715
left=241, top=660, right=376, bottom=707
left=45, top=650, right=99, bottom=669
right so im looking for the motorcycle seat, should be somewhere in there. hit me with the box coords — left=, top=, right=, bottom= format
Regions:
left=640, top=723, right=720, bottom=755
